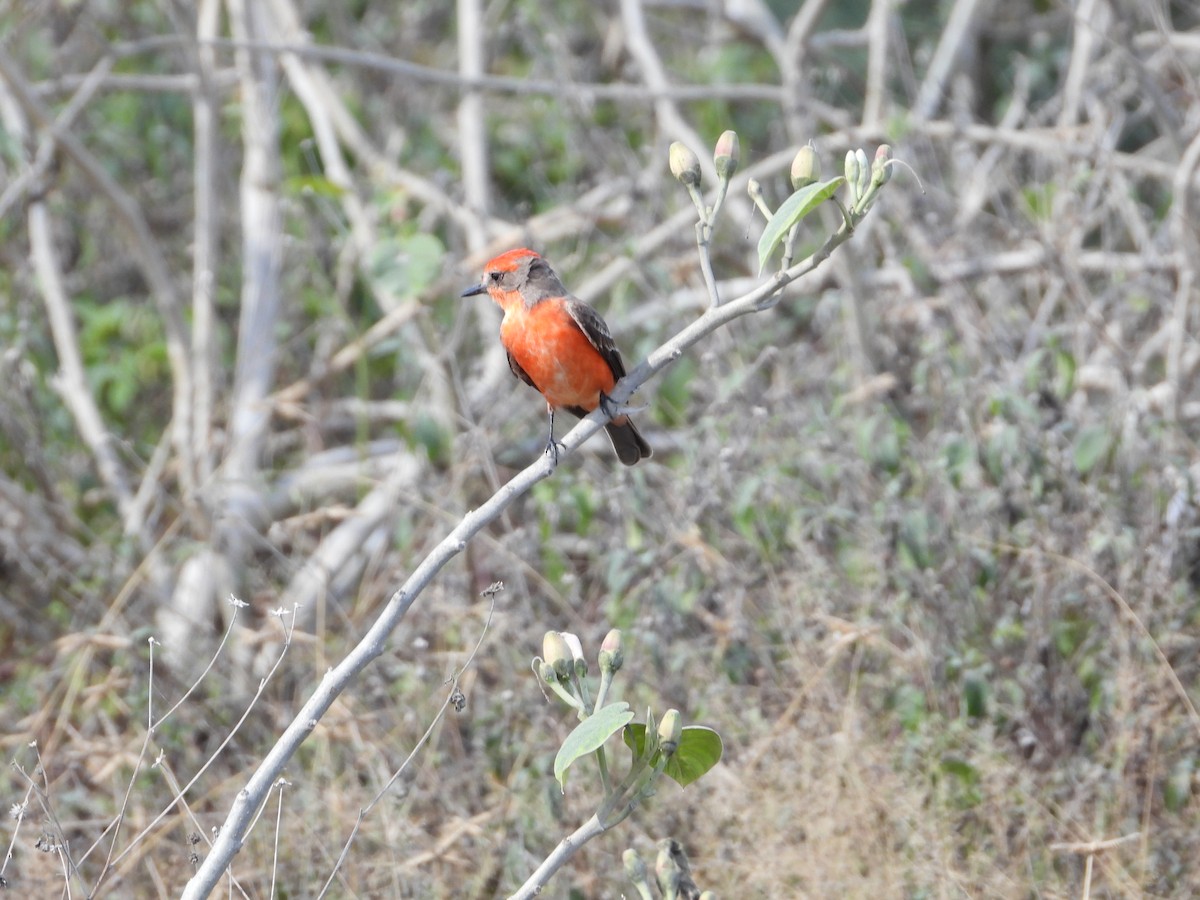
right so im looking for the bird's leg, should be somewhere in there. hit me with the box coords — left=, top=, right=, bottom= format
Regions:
left=544, top=404, right=565, bottom=463
left=597, top=391, right=619, bottom=421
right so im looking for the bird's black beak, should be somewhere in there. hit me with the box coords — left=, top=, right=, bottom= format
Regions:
left=460, top=283, right=487, bottom=297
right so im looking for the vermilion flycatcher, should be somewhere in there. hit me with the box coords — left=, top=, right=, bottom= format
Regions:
left=462, top=248, right=652, bottom=465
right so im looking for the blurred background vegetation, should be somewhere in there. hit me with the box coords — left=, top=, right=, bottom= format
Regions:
left=2, top=0, right=1200, bottom=895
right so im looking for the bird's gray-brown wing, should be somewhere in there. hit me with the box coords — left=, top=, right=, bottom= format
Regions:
left=506, top=350, right=539, bottom=390
left=562, top=297, right=626, bottom=380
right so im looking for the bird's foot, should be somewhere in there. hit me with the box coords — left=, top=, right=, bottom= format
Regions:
left=543, top=436, right=566, bottom=464
left=598, top=391, right=619, bottom=420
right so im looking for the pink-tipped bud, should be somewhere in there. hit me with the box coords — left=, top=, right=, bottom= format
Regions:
left=599, top=628, right=625, bottom=674
left=713, top=130, right=740, bottom=180
left=669, top=141, right=702, bottom=187
left=873, top=144, right=894, bottom=185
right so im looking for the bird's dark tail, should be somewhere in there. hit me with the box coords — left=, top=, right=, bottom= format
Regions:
left=605, top=417, right=652, bottom=466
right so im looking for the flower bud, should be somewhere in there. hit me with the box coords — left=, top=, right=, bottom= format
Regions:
left=844, top=150, right=860, bottom=198
left=542, top=631, right=572, bottom=681
left=622, top=848, right=646, bottom=882
left=558, top=631, right=587, bottom=678
left=790, top=144, right=819, bottom=189
left=599, top=628, right=624, bottom=674
left=669, top=141, right=702, bottom=187
left=872, top=144, right=893, bottom=185
left=657, top=708, right=682, bottom=755
left=655, top=842, right=682, bottom=893
left=713, top=130, right=739, bottom=180
left=854, top=148, right=870, bottom=200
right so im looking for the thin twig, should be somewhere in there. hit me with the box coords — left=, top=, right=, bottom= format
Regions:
left=111, top=607, right=300, bottom=874
left=1050, top=832, right=1141, bottom=854
left=1166, top=128, right=1200, bottom=423
left=317, top=591, right=498, bottom=897
left=912, top=0, right=988, bottom=120
left=620, top=0, right=716, bottom=183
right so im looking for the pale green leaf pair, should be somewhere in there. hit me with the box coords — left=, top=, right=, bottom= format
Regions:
left=757, top=176, right=846, bottom=272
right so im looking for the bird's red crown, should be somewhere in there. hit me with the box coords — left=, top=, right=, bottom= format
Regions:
left=484, top=247, right=541, bottom=274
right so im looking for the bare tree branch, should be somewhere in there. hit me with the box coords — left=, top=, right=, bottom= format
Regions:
left=190, top=0, right=223, bottom=486
left=912, top=0, right=989, bottom=120
left=456, top=0, right=490, bottom=250
left=620, top=0, right=717, bottom=183
left=0, top=46, right=198, bottom=499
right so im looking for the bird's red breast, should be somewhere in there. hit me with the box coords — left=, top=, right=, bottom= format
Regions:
left=499, top=296, right=617, bottom=411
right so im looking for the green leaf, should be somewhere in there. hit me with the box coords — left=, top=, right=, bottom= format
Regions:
left=757, top=176, right=846, bottom=272
left=623, top=724, right=723, bottom=787
left=554, top=702, right=634, bottom=793
left=1053, top=347, right=1076, bottom=398
left=962, top=674, right=987, bottom=719
left=1072, top=426, right=1110, bottom=475
left=284, top=174, right=347, bottom=198
left=1164, top=756, right=1194, bottom=812
left=668, top=727, right=723, bottom=786
left=369, top=232, right=446, bottom=300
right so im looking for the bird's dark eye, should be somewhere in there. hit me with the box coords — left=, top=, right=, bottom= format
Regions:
left=489, top=271, right=502, bottom=282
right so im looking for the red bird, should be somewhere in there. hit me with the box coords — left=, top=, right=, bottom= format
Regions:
left=462, top=249, right=651, bottom=465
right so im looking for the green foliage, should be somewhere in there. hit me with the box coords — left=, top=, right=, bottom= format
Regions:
left=654, top=356, right=696, bottom=428
left=757, top=177, right=846, bottom=271
left=407, top=413, right=452, bottom=465
left=491, top=100, right=590, bottom=212
left=857, top=411, right=910, bottom=475
left=890, top=683, right=927, bottom=732
left=622, top=723, right=723, bottom=788
left=555, top=702, right=634, bottom=791
left=730, top=475, right=789, bottom=559
left=1164, top=756, right=1194, bottom=812
left=898, top=508, right=934, bottom=570
left=76, top=297, right=168, bottom=423
left=939, top=756, right=983, bottom=809
left=1072, top=425, right=1111, bottom=475
left=1021, top=184, right=1056, bottom=223
left=961, top=672, right=988, bottom=719
left=368, top=232, right=445, bottom=302
left=941, top=436, right=971, bottom=489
